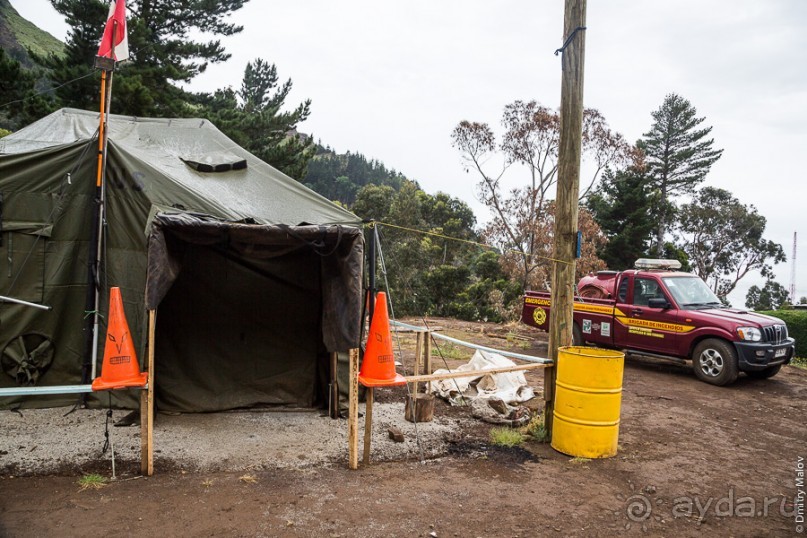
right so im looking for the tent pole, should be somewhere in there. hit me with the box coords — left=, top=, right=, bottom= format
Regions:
left=91, top=70, right=114, bottom=379
left=367, top=223, right=377, bottom=322
left=82, top=68, right=109, bottom=383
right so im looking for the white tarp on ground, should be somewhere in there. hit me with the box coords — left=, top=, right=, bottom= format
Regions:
left=430, top=350, right=536, bottom=405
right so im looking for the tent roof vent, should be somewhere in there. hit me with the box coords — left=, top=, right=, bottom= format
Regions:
left=181, top=151, right=247, bottom=173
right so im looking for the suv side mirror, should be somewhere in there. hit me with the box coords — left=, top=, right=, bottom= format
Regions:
left=648, top=297, right=670, bottom=309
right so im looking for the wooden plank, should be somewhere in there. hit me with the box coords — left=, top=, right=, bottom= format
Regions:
left=404, top=362, right=549, bottom=383
left=140, top=309, right=156, bottom=476
left=424, top=331, right=432, bottom=394
left=362, top=387, right=373, bottom=465
left=348, top=348, right=359, bottom=470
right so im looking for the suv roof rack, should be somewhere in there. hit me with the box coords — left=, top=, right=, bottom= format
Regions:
left=634, top=258, right=682, bottom=270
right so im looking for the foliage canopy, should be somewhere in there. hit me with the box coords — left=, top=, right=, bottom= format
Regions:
left=678, top=187, right=785, bottom=299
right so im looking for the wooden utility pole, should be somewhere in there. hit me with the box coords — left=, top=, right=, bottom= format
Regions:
left=545, top=0, right=587, bottom=435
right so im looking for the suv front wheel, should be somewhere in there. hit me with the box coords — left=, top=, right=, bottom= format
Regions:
left=692, top=338, right=739, bottom=386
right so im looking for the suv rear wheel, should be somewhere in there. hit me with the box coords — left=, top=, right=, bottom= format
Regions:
left=692, top=338, right=739, bottom=386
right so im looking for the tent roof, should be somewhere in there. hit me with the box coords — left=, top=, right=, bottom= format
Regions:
left=0, top=108, right=360, bottom=226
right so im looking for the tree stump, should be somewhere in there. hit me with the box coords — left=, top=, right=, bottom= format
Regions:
left=405, top=393, right=435, bottom=423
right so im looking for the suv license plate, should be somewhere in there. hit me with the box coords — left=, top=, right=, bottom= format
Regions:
left=774, top=348, right=787, bottom=358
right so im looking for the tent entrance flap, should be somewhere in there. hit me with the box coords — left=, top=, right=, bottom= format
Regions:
left=155, top=243, right=321, bottom=412
left=145, top=213, right=364, bottom=413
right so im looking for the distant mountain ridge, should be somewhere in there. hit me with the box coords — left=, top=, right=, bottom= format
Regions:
left=0, top=0, right=64, bottom=66
left=303, top=145, right=408, bottom=206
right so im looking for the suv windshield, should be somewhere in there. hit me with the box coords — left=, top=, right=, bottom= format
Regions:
left=662, top=277, right=723, bottom=309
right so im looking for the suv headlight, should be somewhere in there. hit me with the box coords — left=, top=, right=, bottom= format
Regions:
left=737, top=327, right=762, bottom=342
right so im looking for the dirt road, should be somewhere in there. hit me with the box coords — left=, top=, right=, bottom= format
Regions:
left=1, top=319, right=805, bottom=537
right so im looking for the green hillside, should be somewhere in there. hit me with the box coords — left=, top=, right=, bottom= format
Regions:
left=0, top=0, right=64, bottom=66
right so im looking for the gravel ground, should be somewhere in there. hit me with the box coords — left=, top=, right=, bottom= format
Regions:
left=0, top=400, right=471, bottom=476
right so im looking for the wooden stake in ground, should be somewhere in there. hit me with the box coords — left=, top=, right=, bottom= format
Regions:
left=348, top=348, right=359, bottom=470
left=362, top=387, right=373, bottom=465
left=546, top=0, right=587, bottom=436
left=140, top=309, right=156, bottom=476
left=412, top=331, right=423, bottom=396
left=424, top=332, right=432, bottom=394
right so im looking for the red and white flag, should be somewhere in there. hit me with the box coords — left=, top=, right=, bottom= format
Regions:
left=97, top=0, right=129, bottom=61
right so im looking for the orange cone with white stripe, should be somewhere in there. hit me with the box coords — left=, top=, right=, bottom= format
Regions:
left=359, top=292, right=406, bottom=387
left=91, top=287, right=148, bottom=391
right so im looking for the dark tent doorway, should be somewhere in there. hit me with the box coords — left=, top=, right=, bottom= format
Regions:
left=155, top=243, right=325, bottom=412
left=145, top=214, right=363, bottom=413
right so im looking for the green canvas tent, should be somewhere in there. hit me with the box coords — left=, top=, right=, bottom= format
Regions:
left=0, top=108, right=364, bottom=412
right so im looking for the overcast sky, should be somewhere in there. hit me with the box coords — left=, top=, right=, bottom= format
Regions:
left=10, top=0, right=807, bottom=306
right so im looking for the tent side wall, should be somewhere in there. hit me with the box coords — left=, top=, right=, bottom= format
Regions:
left=0, top=141, right=236, bottom=408
left=0, top=143, right=106, bottom=407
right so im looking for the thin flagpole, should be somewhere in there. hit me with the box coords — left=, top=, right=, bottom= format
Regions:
left=90, top=68, right=114, bottom=379
left=86, top=13, right=119, bottom=381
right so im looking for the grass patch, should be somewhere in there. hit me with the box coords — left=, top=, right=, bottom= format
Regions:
left=791, top=356, right=807, bottom=369
left=239, top=474, right=257, bottom=484
left=489, top=427, right=524, bottom=447
left=77, top=474, right=107, bottom=491
left=434, top=341, right=466, bottom=360
left=569, top=457, right=592, bottom=464
left=521, top=415, right=549, bottom=443
left=504, top=331, right=531, bottom=350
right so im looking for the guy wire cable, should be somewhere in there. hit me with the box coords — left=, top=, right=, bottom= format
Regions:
left=374, top=231, right=426, bottom=464
left=376, top=225, right=469, bottom=404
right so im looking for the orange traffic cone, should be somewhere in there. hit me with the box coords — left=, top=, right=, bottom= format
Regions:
left=359, top=292, right=406, bottom=387
left=91, top=287, right=148, bottom=391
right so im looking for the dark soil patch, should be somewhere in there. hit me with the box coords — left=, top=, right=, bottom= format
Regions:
left=447, top=439, right=540, bottom=466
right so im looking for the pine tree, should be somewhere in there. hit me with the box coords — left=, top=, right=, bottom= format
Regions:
left=0, top=48, right=55, bottom=130
left=196, top=59, right=315, bottom=179
left=637, top=93, right=723, bottom=256
left=0, top=48, right=31, bottom=129
left=586, top=168, right=656, bottom=269
left=38, top=0, right=248, bottom=117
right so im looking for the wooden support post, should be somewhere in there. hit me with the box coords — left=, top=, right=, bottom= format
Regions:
left=362, top=387, right=373, bottom=465
left=547, top=0, right=587, bottom=437
left=423, top=332, right=432, bottom=394
left=140, top=309, right=156, bottom=476
left=424, top=331, right=432, bottom=394
left=412, top=331, right=423, bottom=396
left=348, top=348, right=359, bottom=470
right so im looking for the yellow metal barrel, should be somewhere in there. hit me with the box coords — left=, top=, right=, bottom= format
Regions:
left=551, top=346, right=625, bottom=458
